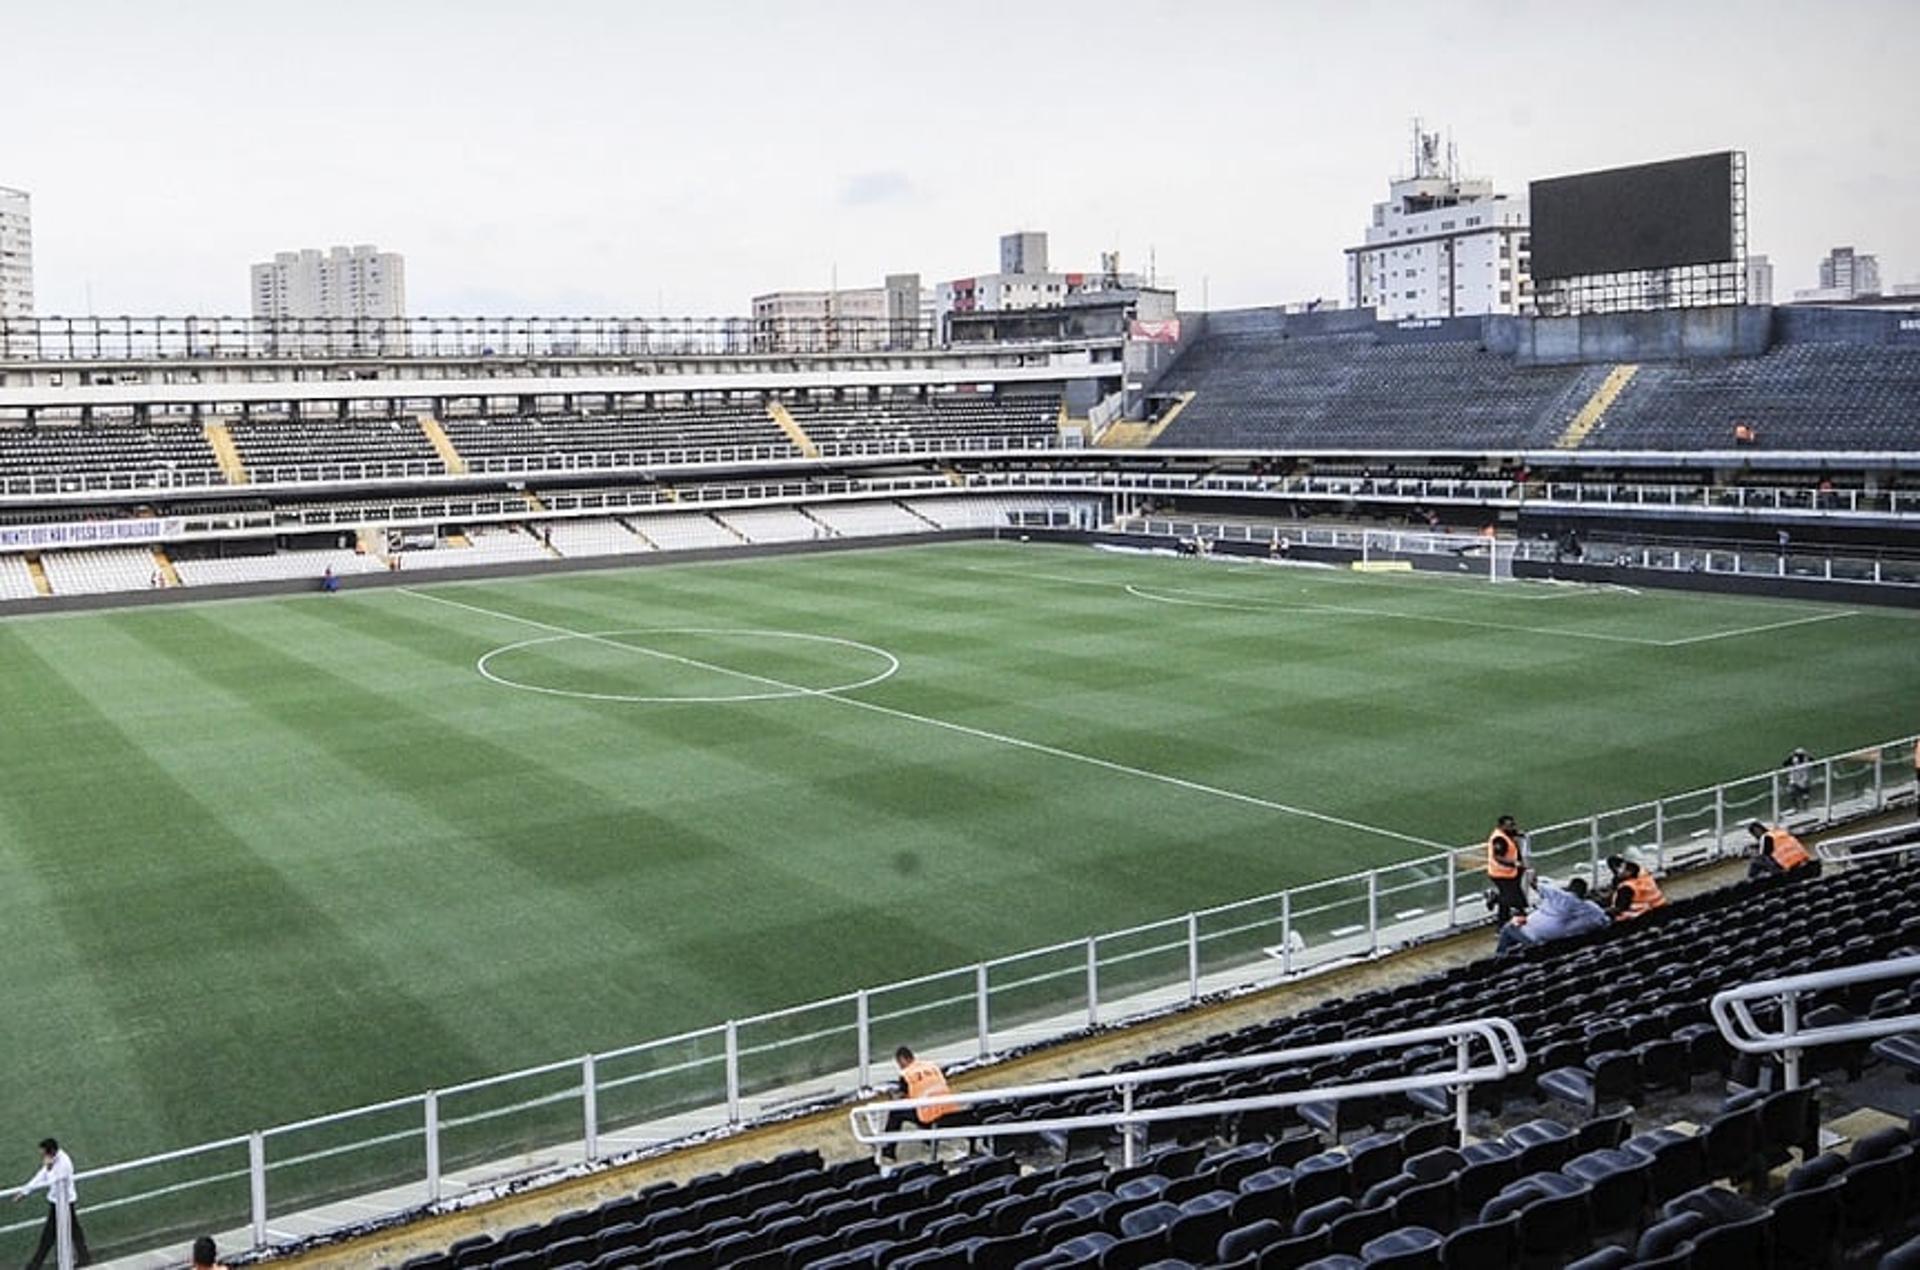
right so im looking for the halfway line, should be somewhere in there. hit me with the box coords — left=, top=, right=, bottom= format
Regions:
left=397, top=585, right=1453, bottom=855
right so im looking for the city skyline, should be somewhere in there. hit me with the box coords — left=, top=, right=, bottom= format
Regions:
left=1, top=0, right=1915, bottom=316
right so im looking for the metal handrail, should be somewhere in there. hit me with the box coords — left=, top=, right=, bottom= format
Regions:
left=850, top=1017, right=1525, bottom=1166
left=1711, top=954, right=1920, bottom=1088
left=1815, top=823, right=1920, bottom=865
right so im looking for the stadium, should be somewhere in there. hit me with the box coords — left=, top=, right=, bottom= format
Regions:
left=5, top=19, right=1920, bottom=1270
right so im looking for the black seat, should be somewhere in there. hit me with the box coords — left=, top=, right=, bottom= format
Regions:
left=1215, top=1219, right=1283, bottom=1263
left=1622, top=1128, right=1708, bottom=1204
left=1358, top=1225, right=1442, bottom=1270
left=1767, top=1175, right=1843, bottom=1270
left=1437, top=1214, right=1517, bottom=1270
left=1561, top=1148, right=1650, bottom=1235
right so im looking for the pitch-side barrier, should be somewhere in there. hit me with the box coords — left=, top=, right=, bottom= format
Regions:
left=27, top=735, right=1917, bottom=1268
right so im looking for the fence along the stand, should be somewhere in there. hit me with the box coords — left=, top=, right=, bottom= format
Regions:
left=39, top=735, right=1918, bottom=1266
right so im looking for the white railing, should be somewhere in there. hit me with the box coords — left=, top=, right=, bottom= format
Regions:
left=850, top=1018, right=1526, bottom=1167
left=1814, top=822, right=1920, bottom=866
left=1711, top=955, right=1920, bottom=1089
left=24, top=734, right=1917, bottom=1265
left=1106, top=514, right=1920, bottom=591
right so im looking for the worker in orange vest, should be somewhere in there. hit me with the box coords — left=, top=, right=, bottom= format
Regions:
left=880, top=1047, right=973, bottom=1161
left=1610, top=862, right=1668, bottom=921
left=1485, top=815, right=1529, bottom=925
left=1747, top=820, right=1816, bottom=878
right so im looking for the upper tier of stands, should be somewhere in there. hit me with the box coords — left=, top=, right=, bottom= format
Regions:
left=1593, top=345, right=1920, bottom=451
left=441, top=404, right=788, bottom=462
left=1153, top=330, right=1920, bottom=451
left=788, top=396, right=1060, bottom=449
left=0, top=422, right=223, bottom=487
left=395, top=856, right=1920, bottom=1270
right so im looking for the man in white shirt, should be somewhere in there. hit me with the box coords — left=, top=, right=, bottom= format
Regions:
left=13, top=1138, right=89, bottom=1268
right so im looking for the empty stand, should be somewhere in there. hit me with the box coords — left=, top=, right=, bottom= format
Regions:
left=393, top=526, right=549, bottom=570
left=441, top=404, right=790, bottom=468
left=39, top=547, right=164, bottom=594
left=630, top=512, right=741, bottom=551
left=229, top=418, right=441, bottom=482
left=718, top=507, right=829, bottom=544
left=541, top=518, right=654, bottom=558
left=806, top=501, right=930, bottom=537
left=786, top=395, right=1059, bottom=451
left=0, top=422, right=225, bottom=493
left=170, top=549, right=380, bottom=587
left=1592, top=344, right=1920, bottom=450
left=1152, top=332, right=1602, bottom=450
left=0, top=553, right=39, bottom=600
left=1152, top=328, right=1920, bottom=452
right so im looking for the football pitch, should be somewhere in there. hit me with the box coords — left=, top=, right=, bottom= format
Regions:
left=1, top=539, right=1914, bottom=1175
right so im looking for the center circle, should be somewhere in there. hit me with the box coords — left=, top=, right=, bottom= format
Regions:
left=475, top=628, right=901, bottom=704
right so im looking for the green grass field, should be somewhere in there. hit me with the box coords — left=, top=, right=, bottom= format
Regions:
left=0, top=539, right=1914, bottom=1199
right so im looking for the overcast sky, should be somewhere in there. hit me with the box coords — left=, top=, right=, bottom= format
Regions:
left=4, top=0, right=1915, bottom=317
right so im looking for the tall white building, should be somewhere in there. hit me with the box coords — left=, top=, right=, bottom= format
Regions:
left=0, top=186, right=32, bottom=319
left=1346, top=129, right=1530, bottom=320
left=250, top=245, right=406, bottom=320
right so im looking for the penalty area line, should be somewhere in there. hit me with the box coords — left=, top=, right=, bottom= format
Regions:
left=397, top=585, right=1454, bottom=857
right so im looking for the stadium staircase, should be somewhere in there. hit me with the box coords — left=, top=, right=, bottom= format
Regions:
left=769, top=401, right=822, bottom=458
left=1099, top=393, right=1194, bottom=449
left=25, top=555, right=50, bottom=597
left=384, top=834, right=1920, bottom=1270
left=150, top=547, right=181, bottom=587
left=1554, top=366, right=1641, bottom=450
left=201, top=421, right=249, bottom=485
left=418, top=414, right=471, bottom=475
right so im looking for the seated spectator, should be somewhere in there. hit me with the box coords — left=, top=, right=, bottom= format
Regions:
left=1496, top=876, right=1609, bottom=956
left=1747, top=820, right=1817, bottom=878
left=191, top=1236, right=227, bottom=1270
left=1610, top=861, right=1667, bottom=921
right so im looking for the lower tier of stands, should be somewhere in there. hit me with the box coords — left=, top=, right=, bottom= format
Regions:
left=389, top=853, right=1920, bottom=1270
left=0, top=498, right=1098, bottom=600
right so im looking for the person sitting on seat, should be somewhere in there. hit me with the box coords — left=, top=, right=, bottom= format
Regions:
left=1496, top=876, right=1610, bottom=956
left=1611, top=862, right=1667, bottom=921
left=1747, top=820, right=1817, bottom=878
left=879, top=1047, right=974, bottom=1161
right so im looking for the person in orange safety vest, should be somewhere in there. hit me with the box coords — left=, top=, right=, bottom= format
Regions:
left=1747, top=820, right=1816, bottom=879
left=1486, top=815, right=1529, bottom=926
left=1610, top=862, right=1668, bottom=921
left=880, top=1047, right=975, bottom=1161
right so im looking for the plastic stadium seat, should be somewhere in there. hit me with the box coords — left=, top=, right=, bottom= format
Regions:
left=1767, top=1175, right=1843, bottom=1270
left=1295, top=1258, right=1363, bottom=1270
left=1871, top=1031, right=1920, bottom=1077
left=1561, top=1147, right=1651, bottom=1234
left=1882, top=1232, right=1920, bottom=1269
left=1564, top=1250, right=1633, bottom=1270
left=1346, top=1133, right=1407, bottom=1193
left=1119, top=1203, right=1184, bottom=1239
left=1438, top=1214, right=1517, bottom=1270
left=1402, top=1148, right=1463, bottom=1184
left=1839, top=1149, right=1909, bottom=1243
left=1215, top=1218, right=1283, bottom=1263
left=1292, top=1155, right=1354, bottom=1210
left=1292, top=1197, right=1356, bottom=1237
left=1358, top=1225, right=1442, bottom=1269
left=1536, top=1051, right=1637, bottom=1118
left=1257, top=1227, right=1331, bottom=1269
left=1324, top=1206, right=1397, bottom=1256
